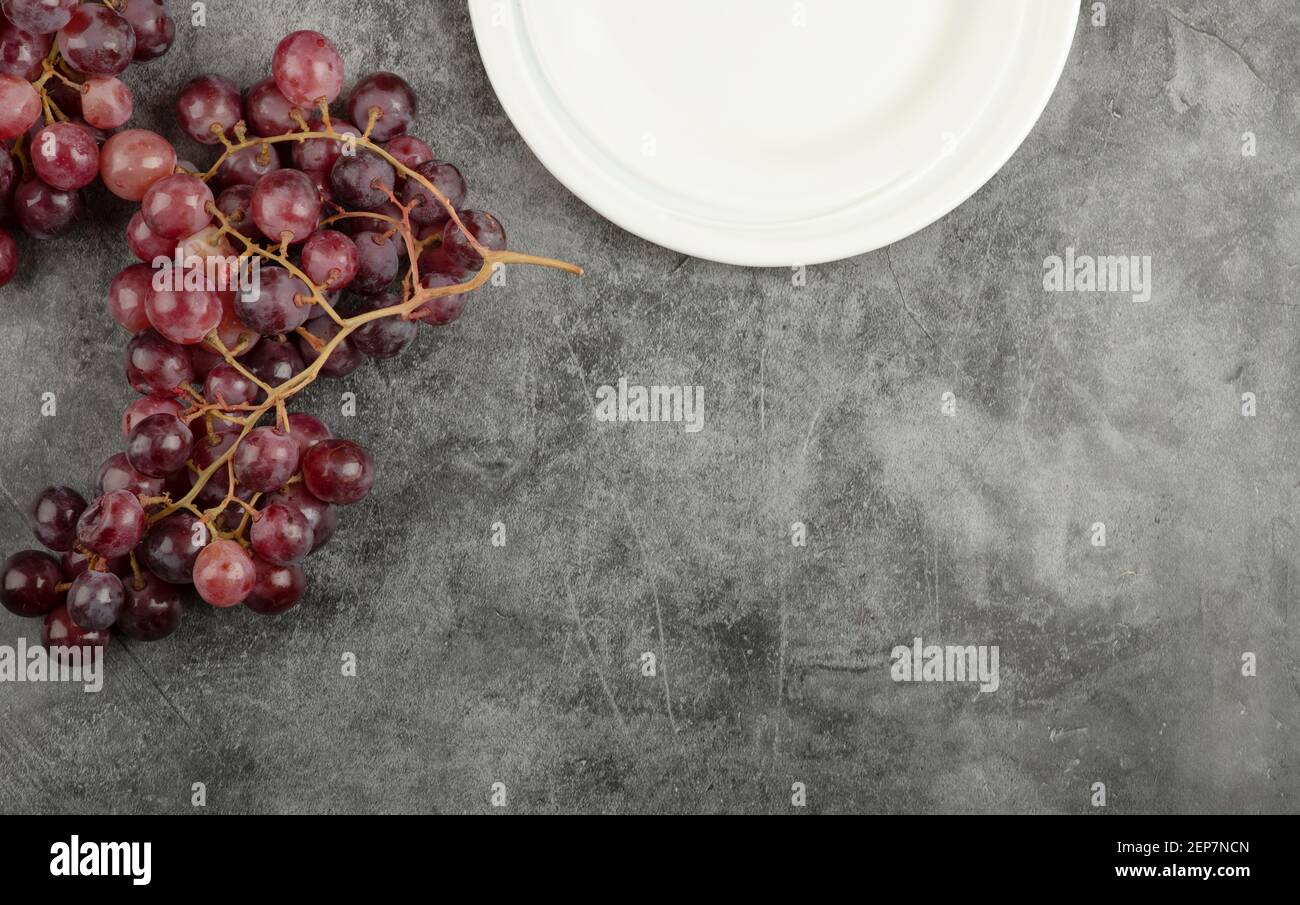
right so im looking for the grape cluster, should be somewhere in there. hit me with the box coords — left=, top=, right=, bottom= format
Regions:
left=0, top=0, right=176, bottom=287
left=1, top=29, right=580, bottom=653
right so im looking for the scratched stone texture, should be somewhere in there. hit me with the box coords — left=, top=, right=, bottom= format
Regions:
left=0, top=1, right=1298, bottom=814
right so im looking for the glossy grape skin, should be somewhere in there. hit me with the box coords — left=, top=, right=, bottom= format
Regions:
left=145, top=283, right=223, bottom=345
left=352, top=291, right=416, bottom=358
left=0, top=18, right=51, bottom=80
left=301, top=229, right=358, bottom=290
left=400, top=160, right=466, bottom=229
left=245, top=77, right=303, bottom=137
left=346, top=71, right=416, bottom=142
left=193, top=539, right=255, bottom=607
left=384, top=135, right=433, bottom=171
left=81, top=75, right=134, bottom=129
left=250, top=168, right=319, bottom=244
left=100, top=129, right=176, bottom=201
left=441, top=210, right=507, bottom=272
left=297, top=316, right=364, bottom=379
left=0, top=227, right=17, bottom=289
left=76, top=489, right=146, bottom=558
left=139, top=512, right=207, bottom=583
left=350, top=230, right=400, bottom=295
left=265, top=482, right=335, bottom=552
left=0, top=73, right=39, bottom=139
left=214, top=143, right=282, bottom=191
left=107, top=264, right=157, bottom=331
left=58, top=3, right=135, bottom=75
left=142, top=173, right=214, bottom=240
left=1, top=550, right=63, bottom=616
left=66, top=569, right=123, bottom=630
left=125, top=210, right=175, bottom=263
left=126, top=412, right=193, bottom=477
left=215, top=184, right=262, bottom=241
left=2, top=0, right=77, bottom=34
left=203, top=362, right=259, bottom=406
left=235, top=265, right=312, bottom=336
left=117, top=0, right=172, bottom=62
left=96, top=452, right=163, bottom=499
left=330, top=149, right=395, bottom=211
left=250, top=502, right=313, bottom=565
left=42, top=605, right=110, bottom=661
left=273, top=30, right=344, bottom=107
left=176, top=73, right=242, bottom=145
left=117, top=570, right=181, bottom=640
left=414, top=271, right=468, bottom=326
left=175, top=225, right=238, bottom=291
left=243, top=338, right=304, bottom=387
left=233, top=427, right=300, bottom=493
left=121, top=394, right=182, bottom=439
left=31, top=485, right=86, bottom=552
left=303, top=439, right=374, bottom=504
left=125, top=329, right=193, bottom=395
left=29, top=122, right=99, bottom=191
left=285, top=412, right=331, bottom=457
left=244, top=557, right=305, bottom=615
left=292, top=119, right=359, bottom=176
left=13, top=178, right=81, bottom=239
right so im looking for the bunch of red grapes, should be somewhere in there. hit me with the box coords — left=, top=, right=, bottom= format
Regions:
left=0, top=0, right=175, bottom=287
left=0, top=28, right=579, bottom=655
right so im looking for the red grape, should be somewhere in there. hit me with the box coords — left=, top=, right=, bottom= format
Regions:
left=441, top=210, right=506, bottom=272
left=0, top=73, right=39, bottom=139
left=30, top=121, right=100, bottom=190
left=176, top=73, right=242, bottom=145
left=303, top=439, right=374, bottom=504
left=66, top=569, right=124, bottom=630
left=330, top=149, right=394, bottom=210
left=215, top=184, right=262, bottom=241
left=250, top=168, right=320, bottom=244
left=42, top=605, right=110, bottom=661
left=125, top=209, right=175, bottom=262
left=126, top=412, right=193, bottom=477
left=272, top=30, right=343, bottom=107
left=415, top=271, right=469, bottom=326
left=108, top=263, right=155, bottom=332
left=1, top=0, right=77, bottom=34
left=145, top=283, right=222, bottom=345
left=350, top=230, right=400, bottom=294
left=301, top=229, right=358, bottom=290
left=96, top=452, right=163, bottom=499
left=297, top=316, right=364, bottom=378
left=116, top=0, right=172, bottom=62
left=76, top=489, right=146, bottom=558
left=245, top=76, right=304, bottom=137
left=400, top=159, right=466, bottom=229
left=346, top=71, right=415, bottom=142
left=284, top=412, right=331, bottom=457
left=266, top=482, right=336, bottom=552
left=214, top=143, right=281, bottom=191
left=243, top=337, right=304, bottom=386
left=203, top=361, right=260, bottom=406
left=192, top=539, right=255, bottom=607
left=31, top=485, right=86, bottom=551
left=250, top=502, right=313, bottom=565
left=80, top=75, right=134, bottom=129
left=117, top=570, right=181, bottom=640
left=233, top=426, right=300, bottom=492
left=121, top=394, right=182, bottom=438
left=0, top=18, right=51, bottom=80
left=0, top=227, right=17, bottom=288
left=13, top=178, right=82, bottom=239
left=58, top=3, right=136, bottom=75
left=125, top=328, right=194, bottom=394
left=1, top=550, right=63, bottom=616
left=139, top=511, right=208, bottom=583
left=292, top=118, right=359, bottom=176
left=384, top=135, right=434, bottom=171
left=243, top=557, right=305, bottom=615
left=100, top=128, right=176, bottom=200
left=351, top=291, right=416, bottom=358
left=141, top=173, right=214, bottom=239
left=235, top=265, right=312, bottom=336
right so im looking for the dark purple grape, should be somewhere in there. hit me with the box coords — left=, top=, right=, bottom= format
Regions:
left=117, top=0, right=173, bottom=62
left=96, top=453, right=162, bottom=500
left=176, top=73, right=242, bottom=145
left=303, top=439, right=374, bottom=504
left=126, top=412, right=194, bottom=477
left=243, top=337, right=304, bottom=387
left=414, top=271, right=468, bottom=326
left=139, top=512, right=208, bottom=584
left=292, top=118, right=359, bottom=176
left=345, top=71, right=416, bottom=142
left=58, top=3, right=135, bottom=75
left=297, top=316, right=364, bottom=378
left=441, top=210, right=506, bottom=272
left=43, top=605, right=110, bottom=660
left=66, top=569, right=124, bottom=630
left=285, top=413, right=331, bottom=457
left=117, top=570, right=181, bottom=640
left=215, top=184, right=263, bottom=241
left=330, top=149, right=394, bottom=210
left=351, top=291, right=416, bottom=358
left=215, top=143, right=281, bottom=191
left=30, top=485, right=86, bottom=551
left=125, top=329, right=194, bottom=395
left=244, top=557, right=305, bottom=615
left=350, top=230, right=400, bottom=294
left=399, top=160, right=466, bottom=228
left=13, top=178, right=81, bottom=239
left=233, top=426, right=300, bottom=493
left=245, top=76, right=304, bottom=137
left=250, top=502, right=313, bottom=564
left=76, top=489, right=146, bottom=558
left=235, top=265, right=312, bottom=336
left=203, top=361, right=260, bottom=406
left=266, top=482, right=336, bottom=552
left=1, top=550, right=62, bottom=616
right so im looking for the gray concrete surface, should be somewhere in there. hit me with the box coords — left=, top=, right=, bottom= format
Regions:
left=1, top=0, right=1298, bottom=814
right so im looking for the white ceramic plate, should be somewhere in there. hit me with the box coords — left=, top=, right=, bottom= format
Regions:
left=469, top=0, right=1079, bottom=267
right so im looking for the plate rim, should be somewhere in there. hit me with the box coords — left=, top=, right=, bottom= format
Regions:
left=470, top=0, right=1081, bottom=268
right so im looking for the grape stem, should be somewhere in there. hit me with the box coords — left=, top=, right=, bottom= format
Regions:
left=152, top=101, right=583, bottom=531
